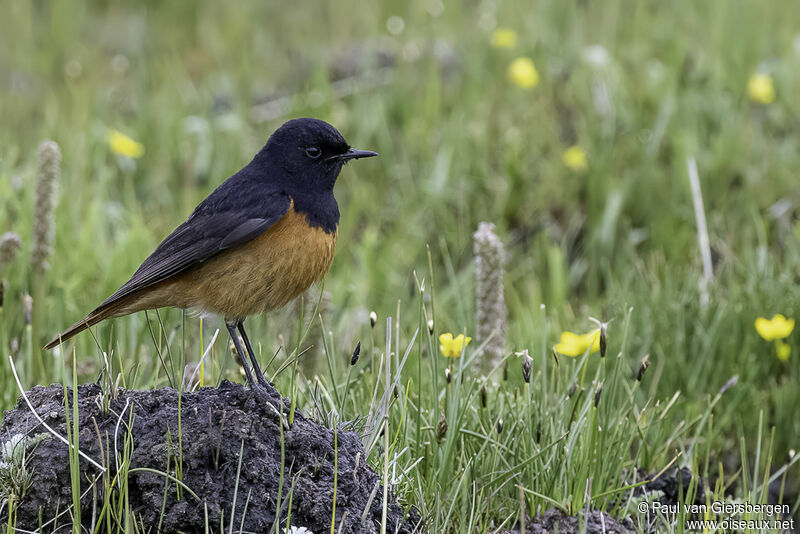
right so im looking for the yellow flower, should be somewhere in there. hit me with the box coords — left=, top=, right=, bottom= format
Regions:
left=555, top=330, right=600, bottom=357
left=563, top=146, right=588, bottom=172
left=507, top=57, right=539, bottom=89
left=754, top=314, right=794, bottom=341
left=747, top=73, right=775, bottom=105
left=491, top=28, right=518, bottom=49
left=776, top=341, right=791, bottom=362
left=107, top=129, right=145, bottom=159
left=439, top=333, right=471, bottom=358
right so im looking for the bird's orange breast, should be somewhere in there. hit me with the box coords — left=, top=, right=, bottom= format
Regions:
left=148, top=204, right=337, bottom=319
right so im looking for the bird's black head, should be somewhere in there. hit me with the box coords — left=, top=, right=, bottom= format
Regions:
left=250, top=118, right=377, bottom=233
left=260, top=118, right=377, bottom=193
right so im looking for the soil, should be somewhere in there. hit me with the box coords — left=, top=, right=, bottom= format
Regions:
left=0, top=381, right=420, bottom=533
left=507, top=508, right=636, bottom=534
left=633, top=467, right=705, bottom=506
left=501, top=467, right=706, bottom=534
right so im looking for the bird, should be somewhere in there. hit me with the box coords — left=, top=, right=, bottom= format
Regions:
left=44, top=118, right=378, bottom=388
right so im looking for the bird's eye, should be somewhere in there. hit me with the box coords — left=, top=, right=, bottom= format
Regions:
left=305, top=147, right=321, bottom=159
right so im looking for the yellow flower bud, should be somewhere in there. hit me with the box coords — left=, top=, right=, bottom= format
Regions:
left=563, top=146, right=588, bottom=172
left=776, top=341, right=791, bottom=362
left=747, top=73, right=775, bottom=105
left=507, top=57, right=539, bottom=89
left=491, top=28, right=518, bottom=49
left=107, top=129, right=145, bottom=158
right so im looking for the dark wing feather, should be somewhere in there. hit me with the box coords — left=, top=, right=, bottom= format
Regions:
left=98, top=188, right=291, bottom=309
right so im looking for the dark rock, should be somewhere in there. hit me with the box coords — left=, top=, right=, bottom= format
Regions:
left=1, top=381, right=419, bottom=533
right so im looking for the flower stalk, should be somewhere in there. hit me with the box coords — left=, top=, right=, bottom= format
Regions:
left=0, top=232, right=22, bottom=309
left=474, top=222, right=506, bottom=368
left=31, top=141, right=61, bottom=379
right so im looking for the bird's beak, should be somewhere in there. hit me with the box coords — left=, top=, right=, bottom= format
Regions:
left=337, top=148, right=379, bottom=162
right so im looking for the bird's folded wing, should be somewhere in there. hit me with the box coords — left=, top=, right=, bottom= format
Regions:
left=98, top=191, right=291, bottom=309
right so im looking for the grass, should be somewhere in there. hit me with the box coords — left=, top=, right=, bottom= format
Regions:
left=1, top=0, right=800, bottom=531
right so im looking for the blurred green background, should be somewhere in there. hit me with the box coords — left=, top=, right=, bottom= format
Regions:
left=1, top=0, right=799, bottom=528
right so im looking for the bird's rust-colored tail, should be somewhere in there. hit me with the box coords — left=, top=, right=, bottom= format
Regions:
left=43, top=304, right=120, bottom=350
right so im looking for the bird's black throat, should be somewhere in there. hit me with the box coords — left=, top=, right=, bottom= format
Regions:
left=291, top=191, right=340, bottom=234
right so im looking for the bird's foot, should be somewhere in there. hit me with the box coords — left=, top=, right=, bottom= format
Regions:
left=246, top=378, right=287, bottom=415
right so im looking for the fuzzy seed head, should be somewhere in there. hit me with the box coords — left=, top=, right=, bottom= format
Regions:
left=369, top=311, right=377, bottom=328
left=0, top=232, right=22, bottom=269
left=427, top=319, right=434, bottom=335
left=474, top=222, right=506, bottom=367
left=445, top=367, right=452, bottom=384
left=496, top=418, right=504, bottom=435
left=31, top=141, right=61, bottom=272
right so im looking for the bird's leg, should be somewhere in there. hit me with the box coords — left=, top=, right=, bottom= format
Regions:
left=225, top=320, right=256, bottom=388
left=238, top=320, right=269, bottom=387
